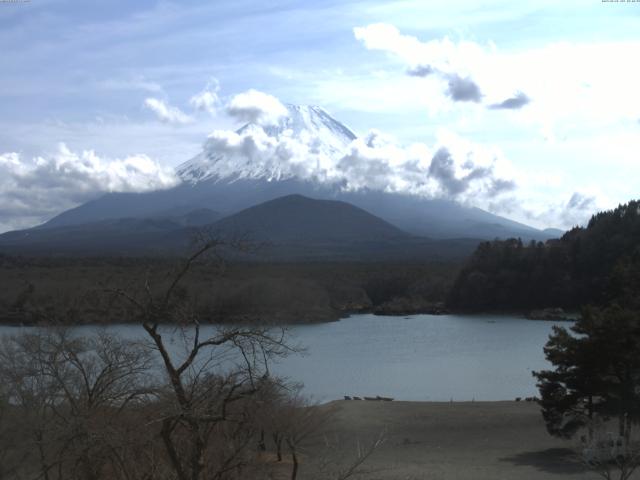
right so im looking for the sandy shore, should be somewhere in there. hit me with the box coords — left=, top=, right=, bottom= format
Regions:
left=296, top=400, right=600, bottom=480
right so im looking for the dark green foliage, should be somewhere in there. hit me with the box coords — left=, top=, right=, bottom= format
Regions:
left=449, top=200, right=640, bottom=311
left=533, top=306, right=640, bottom=439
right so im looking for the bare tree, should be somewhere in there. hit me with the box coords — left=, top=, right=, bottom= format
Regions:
left=580, top=415, right=640, bottom=480
left=0, top=328, right=154, bottom=480
left=0, top=381, right=25, bottom=480
left=0, top=236, right=381, bottom=480
left=259, top=388, right=384, bottom=480
left=110, top=237, right=295, bottom=480
left=314, top=432, right=386, bottom=480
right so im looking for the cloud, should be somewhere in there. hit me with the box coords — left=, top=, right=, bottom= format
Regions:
left=406, top=64, right=435, bottom=77
left=488, top=91, right=531, bottom=110
left=562, top=192, right=597, bottom=226
left=190, top=78, right=220, bottom=115
left=353, top=22, right=640, bottom=151
left=353, top=23, right=485, bottom=78
left=536, top=192, right=599, bottom=229
left=335, top=131, right=427, bottom=192
left=429, top=147, right=487, bottom=195
left=192, top=105, right=517, bottom=206
left=490, top=190, right=601, bottom=230
left=488, top=178, right=517, bottom=196
left=0, top=144, right=180, bottom=232
left=446, top=74, right=482, bottom=102
left=225, top=89, right=288, bottom=126
left=355, top=23, right=491, bottom=104
left=144, top=98, right=193, bottom=124
left=353, top=23, right=465, bottom=69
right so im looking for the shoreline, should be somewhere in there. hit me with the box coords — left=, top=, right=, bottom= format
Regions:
left=0, top=307, right=579, bottom=327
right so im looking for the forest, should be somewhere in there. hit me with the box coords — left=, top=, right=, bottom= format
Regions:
left=448, top=200, right=640, bottom=313
left=0, top=255, right=458, bottom=326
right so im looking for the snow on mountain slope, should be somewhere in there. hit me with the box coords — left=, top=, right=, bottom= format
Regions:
left=175, top=102, right=517, bottom=215
left=30, top=103, right=554, bottom=241
left=177, top=104, right=356, bottom=183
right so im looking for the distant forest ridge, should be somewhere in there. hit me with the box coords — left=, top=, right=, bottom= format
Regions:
left=448, top=200, right=640, bottom=312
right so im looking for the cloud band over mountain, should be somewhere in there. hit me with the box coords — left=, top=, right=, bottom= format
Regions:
left=0, top=145, right=179, bottom=232
left=0, top=87, right=602, bottom=233
left=182, top=94, right=518, bottom=206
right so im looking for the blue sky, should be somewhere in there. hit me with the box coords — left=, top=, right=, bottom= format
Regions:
left=1, top=0, right=639, bottom=231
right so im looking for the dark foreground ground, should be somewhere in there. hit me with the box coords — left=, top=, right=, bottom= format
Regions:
left=294, top=401, right=598, bottom=480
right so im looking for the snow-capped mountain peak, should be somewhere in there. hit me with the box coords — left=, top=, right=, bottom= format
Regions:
left=177, top=104, right=357, bottom=184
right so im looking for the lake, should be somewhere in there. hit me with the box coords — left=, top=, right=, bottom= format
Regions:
left=0, top=313, right=566, bottom=402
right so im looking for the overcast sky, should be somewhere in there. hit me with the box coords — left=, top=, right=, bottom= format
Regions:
left=1, top=0, right=639, bottom=232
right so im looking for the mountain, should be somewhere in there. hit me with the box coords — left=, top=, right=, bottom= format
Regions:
left=177, top=105, right=356, bottom=183
left=212, top=194, right=407, bottom=243
left=0, top=208, right=220, bottom=255
left=0, top=217, right=182, bottom=255
left=0, top=194, right=480, bottom=260
left=15, top=104, right=555, bottom=246
left=542, top=227, right=565, bottom=238
left=205, top=194, right=481, bottom=261
left=40, top=105, right=357, bottom=229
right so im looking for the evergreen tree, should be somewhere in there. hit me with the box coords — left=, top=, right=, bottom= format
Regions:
left=448, top=200, right=640, bottom=312
left=533, top=306, right=640, bottom=441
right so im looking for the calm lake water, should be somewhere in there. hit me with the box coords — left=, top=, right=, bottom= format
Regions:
left=0, top=313, right=566, bottom=402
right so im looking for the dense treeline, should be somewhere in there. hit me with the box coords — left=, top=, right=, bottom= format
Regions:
left=448, top=200, right=640, bottom=312
left=0, top=259, right=459, bottom=325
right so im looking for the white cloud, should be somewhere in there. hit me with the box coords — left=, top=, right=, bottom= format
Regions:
left=353, top=22, right=640, bottom=127
left=353, top=23, right=488, bottom=104
left=488, top=91, right=530, bottom=110
left=144, top=97, right=193, bottom=124
left=561, top=192, right=598, bottom=227
left=0, top=144, right=180, bottom=232
left=354, top=23, right=485, bottom=76
left=346, top=22, right=640, bottom=228
left=538, top=193, right=600, bottom=230
left=225, top=89, right=288, bottom=126
left=193, top=115, right=516, bottom=207
left=190, top=78, right=220, bottom=115
left=196, top=88, right=609, bottom=229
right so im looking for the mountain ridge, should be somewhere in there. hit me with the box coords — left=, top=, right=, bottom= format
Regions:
left=18, top=104, right=559, bottom=243
left=211, top=193, right=410, bottom=243
left=0, top=194, right=482, bottom=260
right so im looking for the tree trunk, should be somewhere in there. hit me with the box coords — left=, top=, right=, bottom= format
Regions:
left=161, top=419, right=188, bottom=480
left=189, top=423, right=206, bottom=480
left=588, top=395, right=594, bottom=441
left=35, top=430, right=51, bottom=480
left=287, top=439, right=298, bottom=480
left=619, top=414, right=625, bottom=438
left=273, top=433, right=282, bottom=461
left=624, top=413, right=631, bottom=446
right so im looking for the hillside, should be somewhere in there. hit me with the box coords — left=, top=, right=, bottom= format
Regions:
left=0, top=195, right=480, bottom=261
left=212, top=194, right=409, bottom=243
left=448, top=200, right=640, bottom=311
left=0, top=209, right=220, bottom=255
